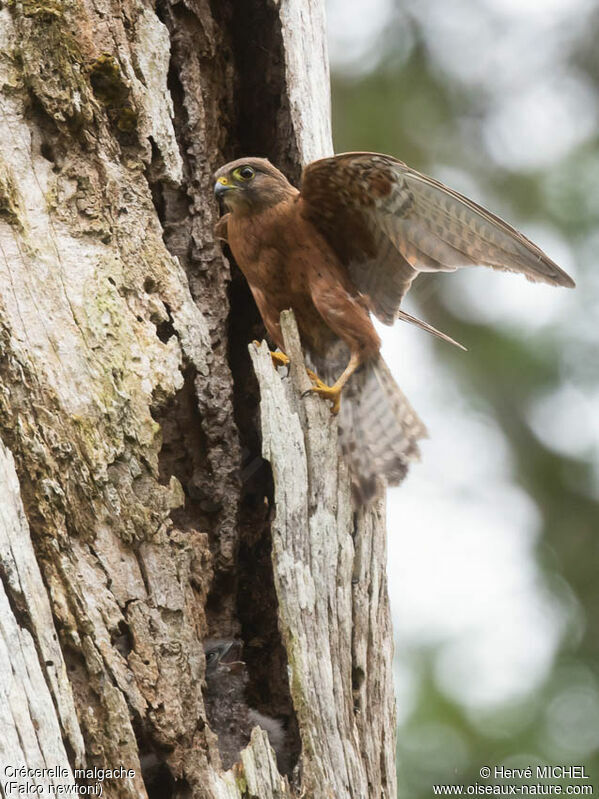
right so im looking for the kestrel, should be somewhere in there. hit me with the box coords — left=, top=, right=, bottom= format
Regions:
left=214, top=152, right=574, bottom=500
left=203, top=639, right=287, bottom=771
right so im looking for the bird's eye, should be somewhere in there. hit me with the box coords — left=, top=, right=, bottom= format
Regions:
left=206, top=651, right=217, bottom=662
left=236, top=166, right=255, bottom=181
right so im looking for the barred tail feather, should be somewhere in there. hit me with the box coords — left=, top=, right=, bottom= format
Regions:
left=338, top=355, right=427, bottom=502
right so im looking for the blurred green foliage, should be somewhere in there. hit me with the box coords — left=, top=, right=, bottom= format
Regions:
left=330, top=3, right=599, bottom=796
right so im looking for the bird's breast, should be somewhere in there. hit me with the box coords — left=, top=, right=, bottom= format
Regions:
left=226, top=204, right=355, bottom=356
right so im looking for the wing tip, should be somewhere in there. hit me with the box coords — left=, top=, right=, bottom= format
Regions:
left=558, top=273, right=576, bottom=289
left=528, top=264, right=576, bottom=289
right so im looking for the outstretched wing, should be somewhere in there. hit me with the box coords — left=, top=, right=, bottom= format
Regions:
left=300, top=152, right=574, bottom=325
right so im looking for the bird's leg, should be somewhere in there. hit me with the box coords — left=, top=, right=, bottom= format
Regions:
left=252, top=341, right=290, bottom=369
left=305, top=367, right=322, bottom=384
left=303, top=351, right=361, bottom=415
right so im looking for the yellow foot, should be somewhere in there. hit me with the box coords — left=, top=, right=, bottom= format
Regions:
left=303, top=351, right=361, bottom=416
left=270, top=350, right=289, bottom=368
left=252, top=341, right=290, bottom=369
left=302, top=380, right=342, bottom=415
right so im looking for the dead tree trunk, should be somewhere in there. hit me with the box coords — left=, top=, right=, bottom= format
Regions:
left=0, top=1, right=397, bottom=797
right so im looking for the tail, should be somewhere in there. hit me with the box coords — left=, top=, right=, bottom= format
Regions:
left=338, top=355, right=427, bottom=502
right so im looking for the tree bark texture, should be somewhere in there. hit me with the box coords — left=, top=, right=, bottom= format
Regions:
left=0, top=0, right=397, bottom=797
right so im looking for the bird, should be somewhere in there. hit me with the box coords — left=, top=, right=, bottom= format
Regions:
left=203, top=638, right=287, bottom=772
left=213, top=152, right=574, bottom=500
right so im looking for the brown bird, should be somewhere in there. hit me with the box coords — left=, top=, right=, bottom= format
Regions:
left=214, top=152, right=574, bottom=500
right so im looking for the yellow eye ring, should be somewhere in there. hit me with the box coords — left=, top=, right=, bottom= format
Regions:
left=233, top=166, right=255, bottom=182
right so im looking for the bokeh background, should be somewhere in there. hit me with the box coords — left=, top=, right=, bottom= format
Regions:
left=326, top=0, right=599, bottom=794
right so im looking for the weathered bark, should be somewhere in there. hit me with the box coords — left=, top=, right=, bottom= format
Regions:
left=0, top=0, right=396, bottom=797
left=250, top=314, right=396, bottom=797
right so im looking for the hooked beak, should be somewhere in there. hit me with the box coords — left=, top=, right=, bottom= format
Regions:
left=218, top=640, right=245, bottom=673
left=214, top=176, right=236, bottom=198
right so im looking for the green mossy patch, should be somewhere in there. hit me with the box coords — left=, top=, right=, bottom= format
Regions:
left=89, top=54, right=139, bottom=135
left=89, top=54, right=129, bottom=107
left=11, top=0, right=94, bottom=129
left=9, top=6, right=140, bottom=140
left=115, top=106, right=138, bottom=133
left=19, top=0, right=63, bottom=19
left=0, top=158, right=24, bottom=228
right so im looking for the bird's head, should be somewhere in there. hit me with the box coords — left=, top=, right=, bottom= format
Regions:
left=214, top=157, right=297, bottom=214
left=204, top=638, right=245, bottom=678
